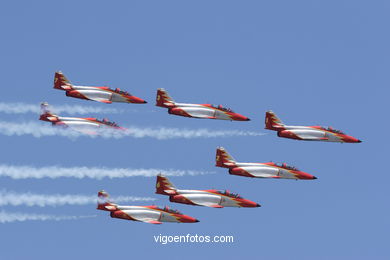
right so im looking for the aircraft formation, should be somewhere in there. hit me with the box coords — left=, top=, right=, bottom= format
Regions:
left=39, top=71, right=362, bottom=224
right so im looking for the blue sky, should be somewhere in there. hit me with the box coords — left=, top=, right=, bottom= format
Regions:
left=0, top=0, right=389, bottom=259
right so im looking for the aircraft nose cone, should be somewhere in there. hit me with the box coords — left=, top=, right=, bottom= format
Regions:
left=343, top=136, right=361, bottom=143
left=313, top=176, right=318, bottom=179
left=241, top=200, right=260, bottom=207
left=179, top=215, right=199, bottom=223
left=231, top=114, right=251, bottom=121
left=128, top=96, right=147, bottom=104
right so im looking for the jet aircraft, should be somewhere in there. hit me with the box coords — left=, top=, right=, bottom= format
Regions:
left=97, top=190, right=199, bottom=224
left=156, top=175, right=260, bottom=208
left=216, top=147, right=317, bottom=180
left=53, top=71, right=147, bottom=104
left=39, top=102, right=124, bottom=133
left=265, top=110, right=362, bottom=143
left=155, top=88, right=250, bottom=121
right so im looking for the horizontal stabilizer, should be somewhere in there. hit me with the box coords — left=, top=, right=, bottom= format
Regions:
left=104, top=205, right=117, bottom=211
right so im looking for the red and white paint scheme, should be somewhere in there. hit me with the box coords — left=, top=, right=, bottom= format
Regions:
left=97, top=191, right=199, bottom=224
left=156, top=175, right=260, bottom=208
left=53, top=71, right=147, bottom=104
left=265, top=111, right=362, bottom=143
left=155, top=88, right=250, bottom=121
left=216, top=147, right=317, bottom=180
left=39, top=102, right=125, bottom=133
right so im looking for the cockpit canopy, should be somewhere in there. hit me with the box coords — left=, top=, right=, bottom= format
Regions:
left=211, top=104, right=234, bottom=113
left=275, top=162, right=299, bottom=171
left=96, top=118, right=119, bottom=127
left=111, top=88, right=131, bottom=96
left=322, top=126, right=345, bottom=134
left=158, top=206, right=182, bottom=215
left=216, top=190, right=242, bottom=199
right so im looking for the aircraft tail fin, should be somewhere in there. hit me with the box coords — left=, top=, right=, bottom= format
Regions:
left=156, top=88, right=175, bottom=108
left=156, top=174, right=177, bottom=195
left=39, top=102, right=59, bottom=122
left=216, top=147, right=237, bottom=168
left=265, top=110, right=285, bottom=130
left=97, top=190, right=118, bottom=211
left=54, top=71, right=73, bottom=90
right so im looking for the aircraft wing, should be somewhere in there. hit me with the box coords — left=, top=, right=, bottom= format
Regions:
left=56, top=121, right=100, bottom=135
left=63, top=125, right=99, bottom=135
left=251, top=173, right=280, bottom=178
left=295, top=132, right=329, bottom=140
left=87, top=97, right=112, bottom=104
left=145, top=220, right=163, bottom=224
left=131, top=215, right=162, bottom=224
left=186, top=112, right=215, bottom=119
left=193, top=201, right=224, bottom=208
left=74, top=128, right=99, bottom=136
left=301, top=137, right=328, bottom=141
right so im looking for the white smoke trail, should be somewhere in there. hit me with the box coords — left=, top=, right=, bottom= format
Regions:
left=119, top=127, right=263, bottom=139
left=0, top=165, right=210, bottom=179
left=0, top=190, right=156, bottom=207
left=0, top=121, right=79, bottom=138
left=0, top=211, right=96, bottom=223
left=0, top=102, right=120, bottom=114
left=0, top=121, right=263, bottom=139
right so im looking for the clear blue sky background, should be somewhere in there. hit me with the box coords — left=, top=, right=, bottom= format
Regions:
left=0, top=1, right=389, bottom=259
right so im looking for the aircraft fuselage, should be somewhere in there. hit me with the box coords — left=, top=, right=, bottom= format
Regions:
left=168, top=189, right=259, bottom=208
left=167, top=103, right=250, bottom=121
left=276, top=125, right=361, bottom=143
left=226, top=162, right=316, bottom=180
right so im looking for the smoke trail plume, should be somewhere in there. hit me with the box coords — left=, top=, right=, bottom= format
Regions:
left=0, top=190, right=155, bottom=207
left=0, top=211, right=96, bottom=223
left=0, top=164, right=209, bottom=179
left=0, top=121, right=263, bottom=139
left=0, top=102, right=119, bottom=114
